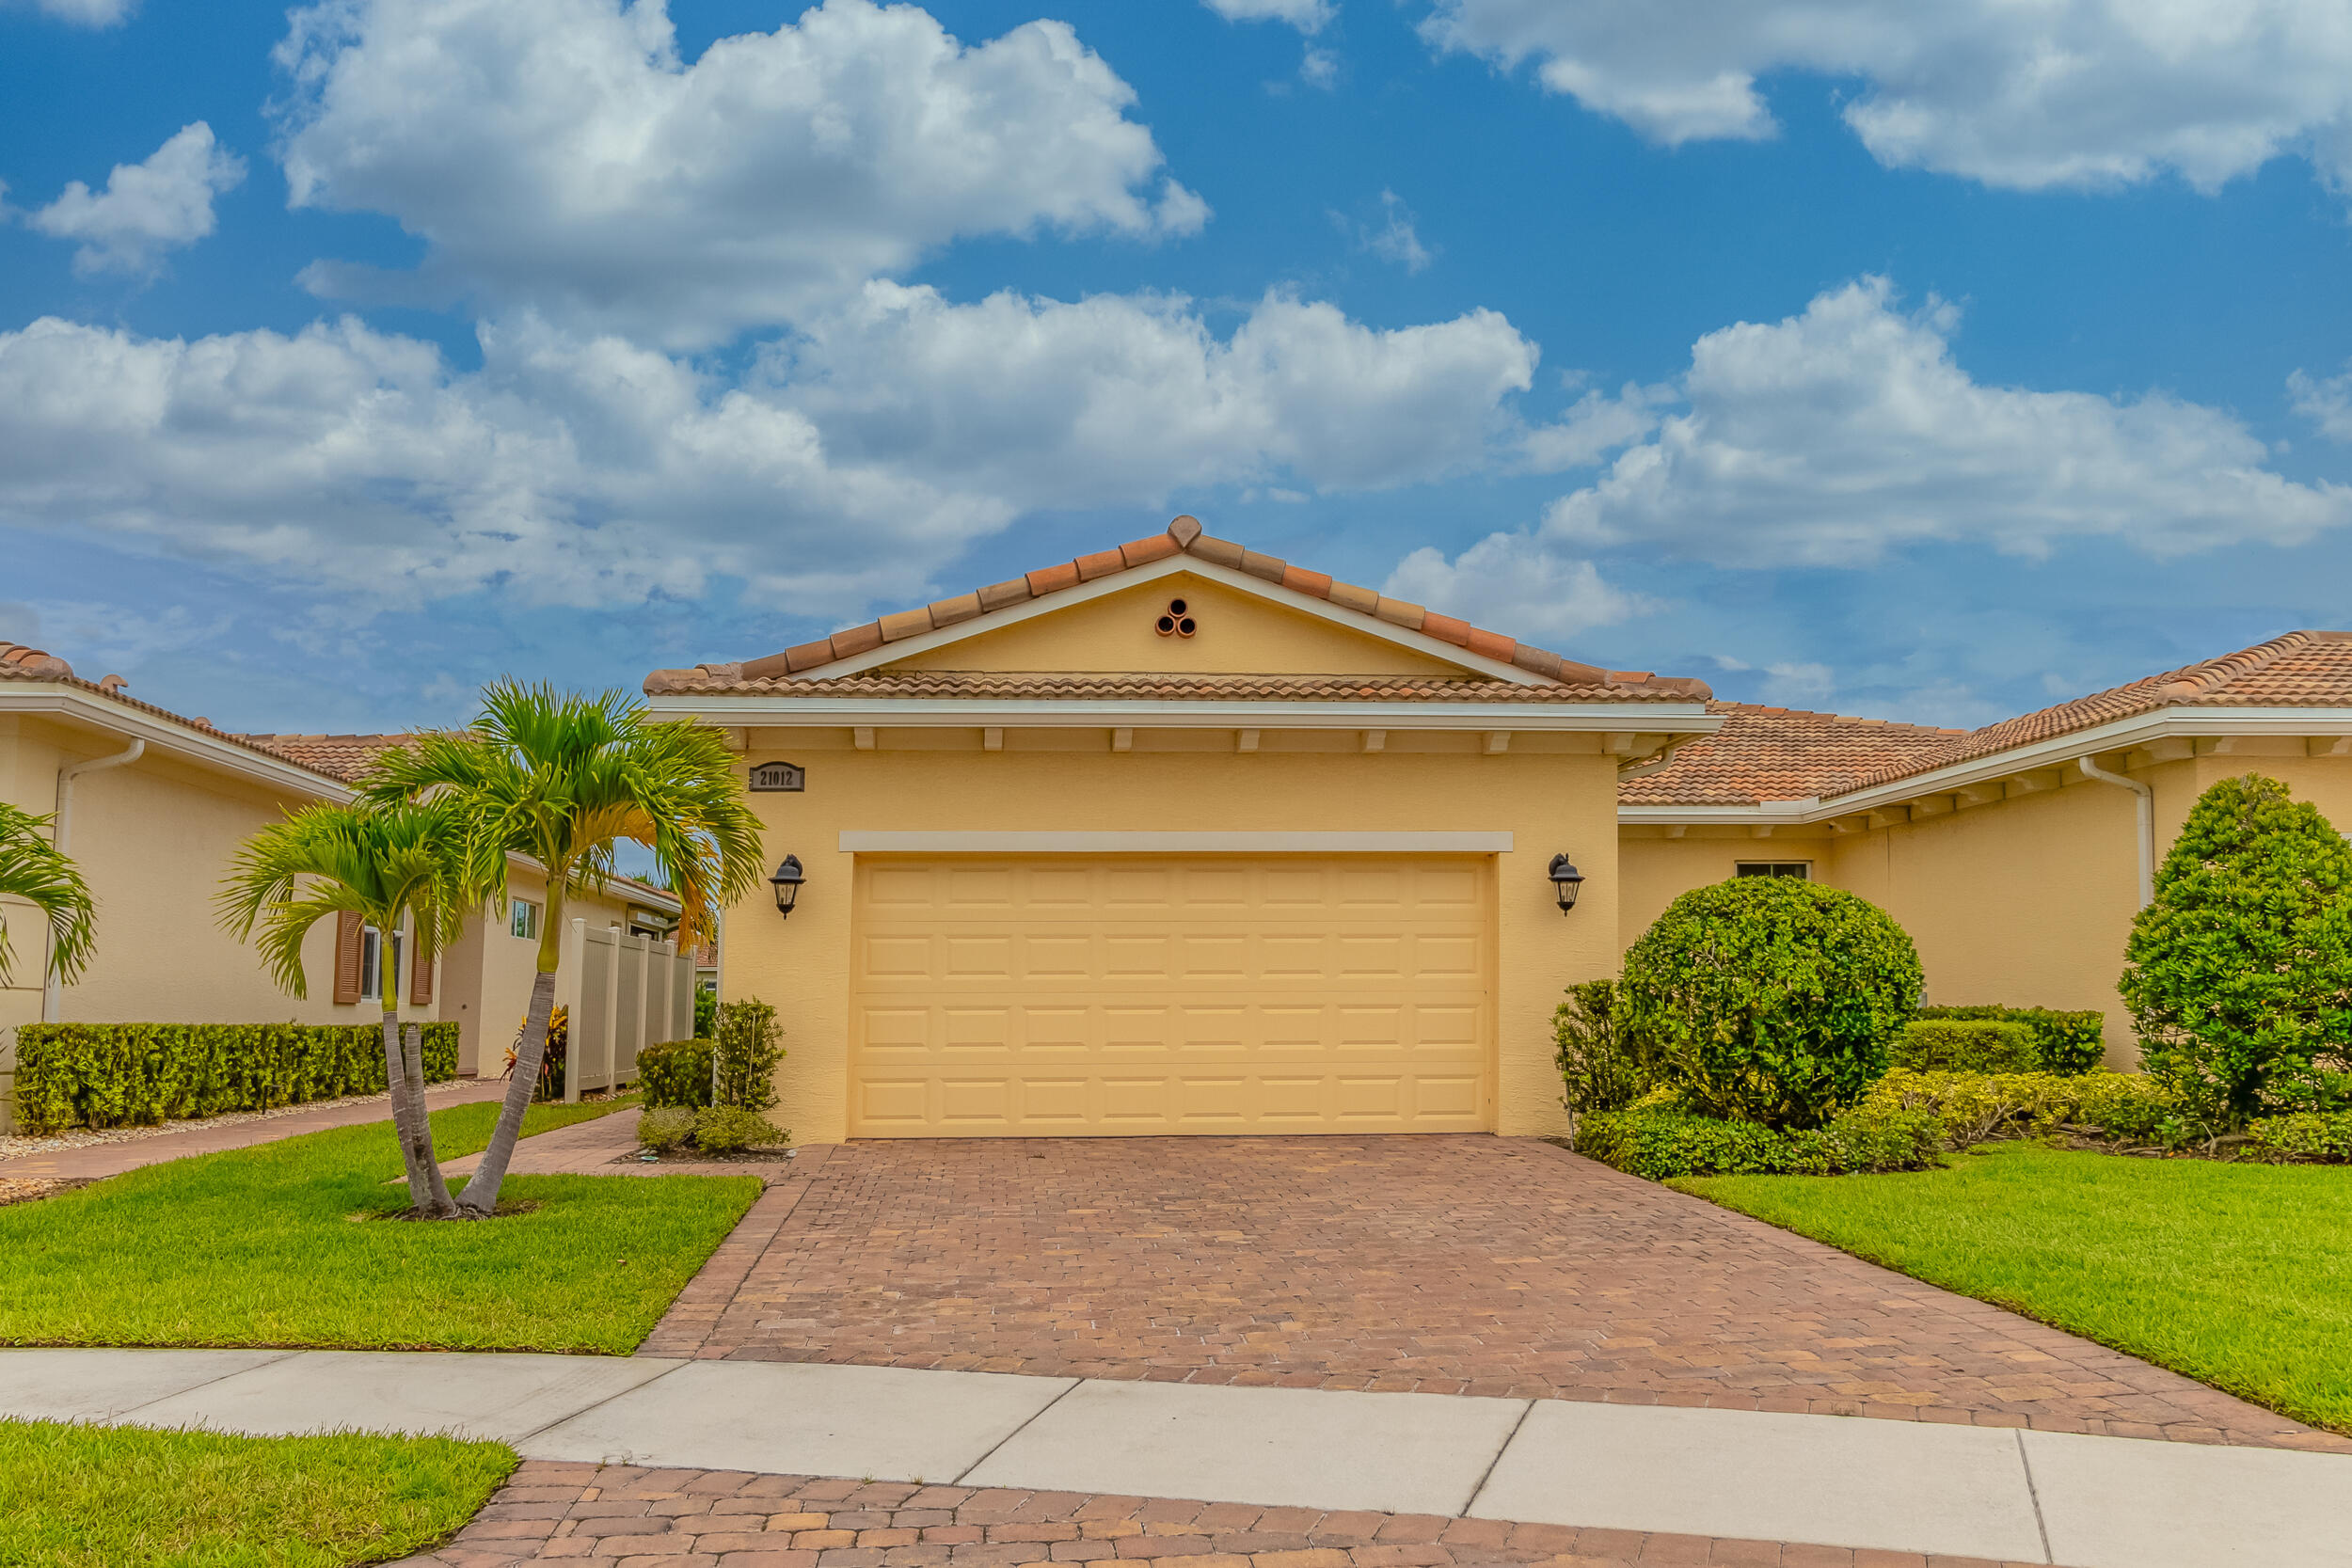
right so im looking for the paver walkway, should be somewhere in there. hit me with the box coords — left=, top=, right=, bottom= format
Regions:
left=643, top=1135, right=2344, bottom=1453
left=0, top=1075, right=508, bottom=1180
left=393, top=1461, right=2056, bottom=1568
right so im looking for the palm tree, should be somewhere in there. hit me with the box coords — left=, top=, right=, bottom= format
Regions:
left=361, top=682, right=763, bottom=1217
left=217, top=800, right=472, bottom=1218
left=0, top=801, right=96, bottom=990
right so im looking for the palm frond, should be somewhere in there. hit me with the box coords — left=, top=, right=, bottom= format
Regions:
left=0, top=802, right=98, bottom=988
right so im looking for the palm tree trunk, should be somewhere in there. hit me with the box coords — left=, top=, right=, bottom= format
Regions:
left=400, top=1021, right=458, bottom=1216
left=381, top=1006, right=456, bottom=1217
left=459, top=966, right=555, bottom=1216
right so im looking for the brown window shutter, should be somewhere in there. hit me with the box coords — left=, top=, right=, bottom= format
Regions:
left=333, top=911, right=364, bottom=1005
left=409, top=937, right=434, bottom=1006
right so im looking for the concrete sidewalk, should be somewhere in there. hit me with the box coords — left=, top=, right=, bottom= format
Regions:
left=6, top=1347, right=2345, bottom=1568
left=0, top=1077, right=509, bottom=1181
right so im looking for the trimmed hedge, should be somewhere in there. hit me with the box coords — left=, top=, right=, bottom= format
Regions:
left=1858, top=1068, right=2179, bottom=1148
left=1892, top=1019, right=2036, bottom=1074
left=1915, top=1005, right=2106, bottom=1074
left=1574, top=1103, right=1944, bottom=1180
left=11, top=1022, right=457, bottom=1134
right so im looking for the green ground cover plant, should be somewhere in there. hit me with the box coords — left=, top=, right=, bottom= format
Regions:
left=0, top=1420, right=512, bottom=1568
left=0, top=1097, right=755, bottom=1354
left=1574, top=1101, right=1942, bottom=1178
left=1680, top=1142, right=2352, bottom=1433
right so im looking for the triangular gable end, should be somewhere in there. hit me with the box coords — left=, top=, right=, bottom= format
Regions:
left=868, top=560, right=1501, bottom=681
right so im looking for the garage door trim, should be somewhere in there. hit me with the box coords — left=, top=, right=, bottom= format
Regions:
left=840, top=830, right=1513, bottom=853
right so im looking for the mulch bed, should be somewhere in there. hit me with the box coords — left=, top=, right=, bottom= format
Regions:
left=0, top=1176, right=92, bottom=1209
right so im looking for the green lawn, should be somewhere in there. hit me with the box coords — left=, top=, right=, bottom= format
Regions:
left=0, top=1098, right=759, bottom=1354
left=0, top=1419, right=514, bottom=1568
left=1679, top=1141, right=2352, bottom=1433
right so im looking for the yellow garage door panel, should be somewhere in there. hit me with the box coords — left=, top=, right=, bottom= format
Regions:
left=849, top=856, right=1491, bottom=1135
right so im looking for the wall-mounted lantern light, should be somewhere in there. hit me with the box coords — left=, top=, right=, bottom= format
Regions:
left=1547, top=852, right=1584, bottom=914
left=770, top=854, right=805, bottom=919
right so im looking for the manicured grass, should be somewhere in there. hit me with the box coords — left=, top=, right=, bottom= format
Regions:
left=0, top=1098, right=759, bottom=1354
left=0, top=1418, right=514, bottom=1568
left=1679, top=1141, right=2352, bottom=1433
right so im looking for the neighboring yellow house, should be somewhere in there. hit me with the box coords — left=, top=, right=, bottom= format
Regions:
left=644, top=515, right=1720, bottom=1143
left=0, top=641, right=676, bottom=1121
left=1618, top=631, right=2352, bottom=1058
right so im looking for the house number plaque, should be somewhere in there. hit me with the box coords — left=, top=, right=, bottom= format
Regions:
left=748, top=761, right=806, bottom=792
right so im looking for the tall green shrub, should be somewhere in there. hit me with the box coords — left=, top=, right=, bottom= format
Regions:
left=2119, top=774, right=2352, bottom=1127
left=712, top=999, right=783, bottom=1113
left=1622, top=878, right=1922, bottom=1129
left=12, top=1022, right=457, bottom=1135
left=1554, top=980, right=1649, bottom=1117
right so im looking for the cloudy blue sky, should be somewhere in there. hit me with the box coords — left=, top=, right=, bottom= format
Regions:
left=7, top=0, right=2352, bottom=735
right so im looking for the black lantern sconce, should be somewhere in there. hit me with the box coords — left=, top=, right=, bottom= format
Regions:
left=770, top=854, right=806, bottom=919
left=1547, top=852, right=1584, bottom=914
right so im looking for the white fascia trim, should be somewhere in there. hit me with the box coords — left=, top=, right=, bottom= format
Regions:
left=839, top=831, right=1514, bottom=854
left=1616, top=705, right=2352, bottom=825
left=0, top=682, right=352, bottom=801
left=807, top=554, right=1552, bottom=686
left=647, top=696, right=1719, bottom=733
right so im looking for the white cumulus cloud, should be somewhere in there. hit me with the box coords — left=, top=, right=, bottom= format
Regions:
left=1204, top=0, right=1331, bottom=35
left=1385, top=532, right=1653, bottom=646
left=1422, top=0, right=2352, bottom=192
left=23, top=122, right=246, bottom=277
left=0, top=284, right=1544, bottom=611
left=1391, top=277, right=2352, bottom=637
left=273, top=0, right=1208, bottom=348
left=2288, top=363, right=2352, bottom=442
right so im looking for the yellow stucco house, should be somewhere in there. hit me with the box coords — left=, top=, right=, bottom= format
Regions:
left=1619, top=631, right=2352, bottom=1058
left=0, top=641, right=678, bottom=1121
left=645, top=515, right=1720, bottom=1143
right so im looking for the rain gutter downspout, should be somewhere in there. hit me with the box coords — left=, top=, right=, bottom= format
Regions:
left=2078, top=755, right=2153, bottom=909
left=42, top=736, right=145, bottom=1022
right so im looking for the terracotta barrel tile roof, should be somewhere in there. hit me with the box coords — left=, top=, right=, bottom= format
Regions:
left=237, top=733, right=418, bottom=783
left=644, top=516, right=1714, bottom=703
left=642, top=670, right=1700, bottom=704
left=1627, top=630, right=2352, bottom=809
left=1840, top=629, right=2352, bottom=794
left=1620, top=704, right=1966, bottom=805
left=0, top=641, right=74, bottom=679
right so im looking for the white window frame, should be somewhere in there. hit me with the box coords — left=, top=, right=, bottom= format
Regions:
left=510, top=899, right=542, bottom=941
left=1734, top=862, right=1813, bottom=879
left=360, top=922, right=404, bottom=1003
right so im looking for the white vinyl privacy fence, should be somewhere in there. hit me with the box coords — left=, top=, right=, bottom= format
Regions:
left=556, top=919, right=693, bottom=1102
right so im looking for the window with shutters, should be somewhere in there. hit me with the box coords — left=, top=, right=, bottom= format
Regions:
left=1734, top=862, right=1812, bottom=879
left=510, top=900, right=541, bottom=941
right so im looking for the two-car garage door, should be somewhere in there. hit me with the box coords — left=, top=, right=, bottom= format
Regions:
left=849, top=856, right=1491, bottom=1135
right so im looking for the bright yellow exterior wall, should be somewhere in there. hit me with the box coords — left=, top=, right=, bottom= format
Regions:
left=886, top=573, right=1474, bottom=677
left=721, top=728, right=1621, bottom=1143
left=1617, top=832, right=1833, bottom=951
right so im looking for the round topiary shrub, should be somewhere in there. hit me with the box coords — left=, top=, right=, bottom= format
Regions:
left=1621, top=878, right=1923, bottom=1129
left=2120, top=773, right=2352, bottom=1128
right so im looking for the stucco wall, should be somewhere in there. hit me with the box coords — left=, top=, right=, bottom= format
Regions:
left=446, top=867, right=649, bottom=1078
left=721, top=727, right=1622, bottom=1143
left=1617, top=831, right=1833, bottom=951
left=0, top=715, right=409, bottom=1034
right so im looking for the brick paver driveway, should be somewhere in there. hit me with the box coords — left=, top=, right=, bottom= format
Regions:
left=645, top=1135, right=2342, bottom=1452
